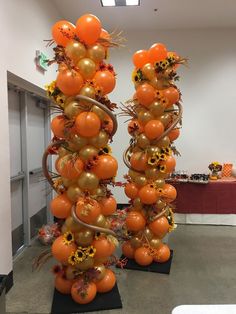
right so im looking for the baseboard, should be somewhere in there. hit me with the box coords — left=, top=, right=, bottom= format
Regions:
left=0, top=270, right=13, bottom=294
left=117, top=203, right=129, bottom=209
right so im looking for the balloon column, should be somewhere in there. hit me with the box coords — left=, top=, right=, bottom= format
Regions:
left=122, top=43, right=186, bottom=266
left=43, top=15, right=120, bottom=304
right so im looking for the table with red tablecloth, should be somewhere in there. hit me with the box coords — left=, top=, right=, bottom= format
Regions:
left=172, top=178, right=236, bottom=214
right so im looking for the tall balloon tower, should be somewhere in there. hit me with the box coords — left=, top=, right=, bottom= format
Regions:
left=43, top=15, right=121, bottom=305
left=122, top=44, right=185, bottom=267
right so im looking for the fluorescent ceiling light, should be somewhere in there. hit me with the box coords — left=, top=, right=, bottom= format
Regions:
left=101, top=0, right=116, bottom=6
left=126, top=0, right=140, bottom=5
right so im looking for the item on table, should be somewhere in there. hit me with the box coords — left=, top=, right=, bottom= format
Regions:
left=208, top=161, right=222, bottom=180
left=190, top=173, right=209, bottom=184
left=221, top=163, right=233, bottom=177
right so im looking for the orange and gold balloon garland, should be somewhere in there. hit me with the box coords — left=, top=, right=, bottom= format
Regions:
left=42, top=15, right=123, bottom=305
left=121, top=44, right=186, bottom=266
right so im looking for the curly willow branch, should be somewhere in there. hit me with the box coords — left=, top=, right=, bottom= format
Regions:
left=42, top=96, right=118, bottom=236
left=123, top=102, right=183, bottom=172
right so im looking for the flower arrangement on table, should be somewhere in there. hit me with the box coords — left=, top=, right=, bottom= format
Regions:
left=208, top=162, right=222, bottom=180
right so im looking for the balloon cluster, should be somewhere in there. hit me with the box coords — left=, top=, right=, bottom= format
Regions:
left=122, top=43, right=185, bottom=266
left=43, top=14, right=119, bottom=304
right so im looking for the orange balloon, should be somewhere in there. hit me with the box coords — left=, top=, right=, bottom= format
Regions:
left=76, top=14, right=101, bottom=45
left=138, top=184, right=158, bottom=204
left=92, top=155, right=118, bottom=179
left=132, top=50, right=149, bottom=68
left=71, top=281, right=97, bottom=304
left=94, top=70, right=116, bottom=95
left=50, top=193, right=72, bottom=219
left=57, top=155, right=84, bottom=180
left=130, top=152, right=148, bottom=172
left=122, top=241, right=135, bottom=259
left=160, top=156, right=176, bottom=173
left=92, top=237, right=115, bottom=259
left=56, top=69, right=83, bottom=96
left=55, top=274, right=74, bottom=294
left=162, top=87, right=180, bottom=106
left=128, top=119, right=144, bottom=135
left=134, top=247, right=153, bottom=266
left=51, top=115, right=66, bottom=138
left=148, top=43, right=168, bottom=63
left=168, top=128, right=180, bottom=142
left=124, top=182, right=139, bottom=199
left=75, top=112, right=101, bottom=138
left=52, top=20, right=76, bottom=47
left=96, top=269, right=116, bottom=293
left=153, top=243, right=171, bottom=263
left=100, top=196, right=117, bottom=216
left=51, top=235, right=77, bottom=265
left=162, top=184, right=177, bottom=202
left=100, top=28, right=111, bottom=41
left=126, top=211, right=146, bottom=232
left=75, top=197, right=101, bottom=224
left=149, top=216, right=170, bottom=238
left=144, top=120, right=164, bottom=140
left=136, top=83, right=156, bottom=107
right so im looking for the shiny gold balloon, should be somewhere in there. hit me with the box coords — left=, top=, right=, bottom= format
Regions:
left=159, top=113, right=171, bottom=127
left=64, top=101, right=82, bottom=119
left=66, top=185, right=83, bottom=203
left=155, top=136, right=170, bottom=148
left=128, top=169, right=140, bottom=180
left=65, top=265, right=77, bottom=280
left=65, top=41, right=86, bottom=64
left=94, top=214, right=107, bottom=228
left=91, top=186, right=106, bottom=199
left=104, top=219, right=111, bottom=229
left=143, top=227, right=154, bottom=241
left=94, top=264, right=106, bottom=281
left=71, top=134, right=88, bottom=150
left=150, top=76, right=167, bottom=90
left=62, top=178, right=78, bottom=188
left=133, top=197, right=142, bottom=210
left=88, top=131, right=109, bottom=148
left=91, top=105, right=106, bottom=120
left=149, top=100, right=165, bottom=117
left=130, top=237, right=142, bottom=249
left=58, top=147, right=69, bottom=158
left=142, top=63, right=156, bottom=80
left=146, top=146, right=161, bottom=156
left=156, top=199, right=166, bottom=209
left=79, top=145, right=98, bottom=161
left=134, top=175, right=147, bottom=187
left=138, top=110, right=154, bottom=125
left=145, top=168, right=159, bottom=180
left=61, top=224, right=69, bottom=234
left=65, top=216, right=83, bottom=233
left=76, top=257, right=94, bottom=271
left=137, top=133, right=150, bottom=149
left=75, top=229, right=94, bottom=246
left=154, top=179, right=165, bottom=188
left=77, top=58, right=96, bottom=80
left=79, top=85, right=96, bottom=99
left=77, top=171, right=99, bottom=190
left=150, top=237, right=161, bottom=249
left=157, top=171, right=169, bottom=179
left=87, top=44, right=106, bottom=63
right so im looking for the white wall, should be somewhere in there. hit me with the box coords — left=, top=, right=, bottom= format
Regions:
left=0, top=0, right=61, bottom=275
left=109, top=28, right=236, bottom=203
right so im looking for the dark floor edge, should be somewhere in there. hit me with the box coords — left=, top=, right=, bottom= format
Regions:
left=0, top=270, right=13, bottom=294
left=117, top=203, right=129, bottom=209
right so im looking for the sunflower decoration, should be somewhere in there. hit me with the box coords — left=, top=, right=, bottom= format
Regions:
left=161, top=147, right=172, bottom=156
left=86, top=246, right=96, bottom=258
left=131, top=69, right=143, bottom=84
left=75, top=248, right=86, bottom=263
left=98, top=145, right=112, bottom=155
left=148, top=155, right=159, bottom=167
left=167, top=53, right=176, bottom=64
left=167, top=207, right=176, bottom=232
left=45, top=81, right=66, bottom=107
left=63, top=231, right=74, bottom=245
left=158, top=152, right=167, bottom=161
left=155, top=60, right=169, bottom=71
left=68, top=251, right=77, bottom=266
left=157, top=164, right=167, bottom=173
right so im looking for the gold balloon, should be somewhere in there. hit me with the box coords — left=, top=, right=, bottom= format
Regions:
left=71, top=134, right=88, bottom=150
left=91, top=186, right=106, bottom=199
left=79, top=145, right=98, bottom=161
left=78, top=171, right=99, bottom=191
left=146, top=146, right=161, bottom=156
left=130, top=237, right=142, bottom=249
left=58, top=147, right=69, bottom=158
left=66, top=185, right=83, bottom=203
left=133, top=197, right=142, bottom=210
left=65, top=41, right=86, bottom=64
left=75, top=229, right=94, bottom=246
left=138, top=110, right=154, bottom=125
left=94, top=264, right=106, bottom=281
left=91, top=105, right=106, bottom=120
left=79, top=85, right=96, bottom=99
left=87, top=44, right=106, bottom=63
left=150, top=237, right=161, bottom=249
left=134, top=175, right=147, bottom=187
left=145, top=168, right=159, bottom=180
left=65, top=216, right=83, bottom=233
left=61, top=224, right=69, bottom=234
left=64, top=101, right=82, bottom=119
left=156, top=199, right=166, bottom=209
left=76, top=256, right=94, bottom=271
left=157, top=171, right=169, bottom=179
left=65, top=265, right=77, bottom=280
left=149, top=100, right=165, bottom=117
left=143, top=227, right=154, bottom=241
left=155, top=136, right=170, bottom=148
left=142, top=63, right=156, bottom=80
left=62, top=178, right=78, bottom=188
left=154, top=179, right=165, bottom=188
left=159, top=113, right=171, bottom=127
left=94, top=214, right=107, bottom=228
left=88, top=131, right=109, bottom=148
left=77, top=58, right=96, bottom=80
left=150, top=76, right=167, bottom=90
left=128, top=169, right=140, bottom=180
left=137, top=133, right=150, bottom=149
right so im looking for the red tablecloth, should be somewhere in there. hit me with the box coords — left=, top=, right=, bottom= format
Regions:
left=173, top=179, right=236, bottom=214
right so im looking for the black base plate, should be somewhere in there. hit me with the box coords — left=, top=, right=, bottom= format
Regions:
left=51, top=283, right=122, bottom=314
left=117, top=250, right=173, bottom=274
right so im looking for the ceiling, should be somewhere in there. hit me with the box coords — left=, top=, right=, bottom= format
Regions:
left=51, top=0, right=236, bottom=31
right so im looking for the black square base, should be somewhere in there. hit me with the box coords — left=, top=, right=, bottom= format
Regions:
left=51, top=283, right=122, bottom=314
left=117, top=250, right=173, bottom=274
